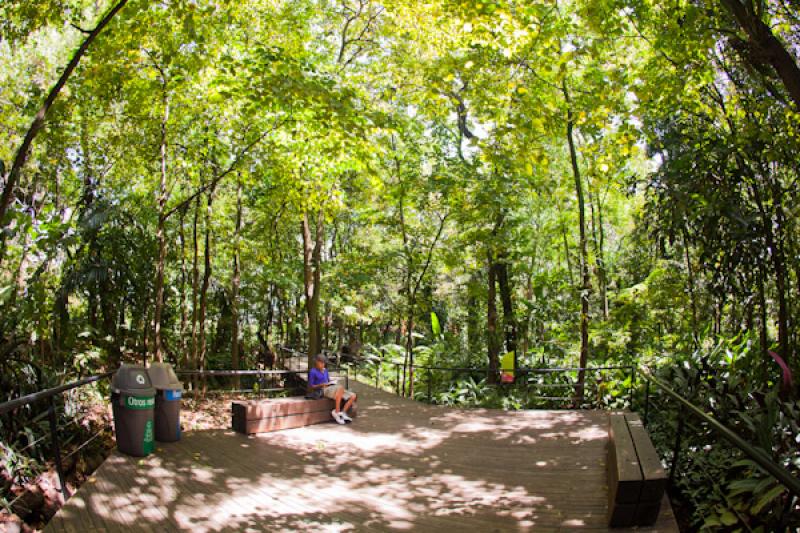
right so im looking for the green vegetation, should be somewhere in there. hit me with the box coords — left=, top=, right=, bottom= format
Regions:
left=1, top=0, right=799, bottom=530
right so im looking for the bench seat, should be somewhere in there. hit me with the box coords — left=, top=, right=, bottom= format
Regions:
left=232, top=396, right=357, bottom=434
left=607, top=412, right=667, bottom=527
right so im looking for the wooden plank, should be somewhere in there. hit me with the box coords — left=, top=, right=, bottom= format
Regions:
left=608, top=413, right=643, bottom=502
left=607, top=412, right=643, bottom=527
left=625, top=412, right=667, bottom=505
left=185, top=432, right=339, bottom=525
left=88, top=456, right=142, bottom=530
left=625, top=412, right=668, bottom=526
left=47, top=382, right=678, bottom=532
left=241, top=408, right=335, bottom=433
left=152, top=436, right=241, bottom=531
left=232, top=397, right=334, bottom=418
left=105, top=451, right=183, bottom=531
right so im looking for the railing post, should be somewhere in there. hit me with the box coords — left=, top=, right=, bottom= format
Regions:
left=643, top=380, right=651, bottom=426
left=427, top=367, right=432, bottom=404
left=396, top=363, right=400, bottom=396
left=48, top=397, right=70, bottom=501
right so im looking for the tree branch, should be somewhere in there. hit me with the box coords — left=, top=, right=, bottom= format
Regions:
left=160, top=116, right=288, bottom=222
left=0, top=0, right=129, bottom=226
left=411, top=211, right=449, bottom=298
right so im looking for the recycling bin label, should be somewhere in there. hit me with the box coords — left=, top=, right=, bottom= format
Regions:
left=143, top=419, right=154, bottom=455
left=126, top=395, right=155, bottom=410
left=165, top=390, right=182, bottom=401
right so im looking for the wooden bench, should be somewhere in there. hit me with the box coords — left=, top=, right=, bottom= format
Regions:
left=231, top=397, right=357, bottom=435
left=607, top=412, right=667, bottom=528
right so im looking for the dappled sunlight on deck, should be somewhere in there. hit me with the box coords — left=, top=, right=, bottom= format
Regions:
left=46, top=382, right=678, bottom=532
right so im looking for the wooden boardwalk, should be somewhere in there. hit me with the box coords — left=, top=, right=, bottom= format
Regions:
left=46, top=382, right=679, bottom=532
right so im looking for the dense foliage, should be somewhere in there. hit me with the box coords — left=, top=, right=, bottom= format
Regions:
left=1, top=0, right=799, bottom=530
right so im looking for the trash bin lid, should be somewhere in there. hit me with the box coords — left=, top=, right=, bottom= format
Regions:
left=147, top=362, right=183, bottom=391
left=112, top=364, right=155, bottom=396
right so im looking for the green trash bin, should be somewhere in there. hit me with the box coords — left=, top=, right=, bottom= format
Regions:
left=111, top=364, right=155, bottom=457
left=147, top=362, right=183, bottom=442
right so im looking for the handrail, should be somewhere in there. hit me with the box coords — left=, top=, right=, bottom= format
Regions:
left=398, top=364, right=634, bottom=373
left=176, top=369, right=298, bottom=376
left=175, top=368, right=348, bottom=376
left=0, top=371, right=113, bottom=415
left=0, top=370, right=114, bottom=501
left=349, top=358, right=634, bottom=373
left=344, top=357, right=636, bottom=405
left=640, top=368, right=800, bottom=498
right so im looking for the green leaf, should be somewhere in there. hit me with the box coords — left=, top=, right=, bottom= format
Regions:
left=727, top=477, right=759, bottom=496
left=751, top=485, right=784, bottom=515
left=431, top=311, right=441, bottom=336
left=0, top=285, right=12, bottom=304
left=719, top=511, right=738, bottom=526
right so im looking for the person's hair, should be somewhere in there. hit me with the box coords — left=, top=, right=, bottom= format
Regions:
left=315, top=354, right=326, bottom=365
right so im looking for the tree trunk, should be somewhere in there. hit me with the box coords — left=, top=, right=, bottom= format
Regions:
left=487, top=250, right=500, bottom=384
left=302, top=210, right=324, bottom=367
left=561, top=223, right=574, bottom=285
left=720, top=0, right=800, bottom=109
left=153, top=96, right=170, bottom=363
left=76, top=117, right=103, bottom=336
left=198, top=184, right=216, bottom=385
left=750, top=180, right=791, bottom=367
left=467, top=274, right=481, bottom=358
left=757, top=266, right=770, bottom=379
left=404, top=302, right=415, bottom=397
left=99, top=274, right=120, bottom=365
left=190, top=195, right=200, bottom=374
left=587, top=174, right=609, bottom=319
left=231, top=177, right=242, bottom=388
left=495, top=252, right=517, bottom=365
left=178, top=205, right=189, bottom=368
left=682, top=227, right=700, bottom=348
left=769, top=184, right=791, bottom=369
left=263, top=284, right=275, bottom=353
left=563, top=81, right=591, bottom=403
left=276, top=289, right=285, bottom=347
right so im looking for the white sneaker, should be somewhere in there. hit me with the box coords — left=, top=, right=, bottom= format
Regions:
left=340, top=412, right=353, bottom=423
left=331, top=410, right=345, bottom=424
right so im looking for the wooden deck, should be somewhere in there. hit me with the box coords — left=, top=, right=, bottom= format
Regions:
left=46, top=382, right=679, bottom=532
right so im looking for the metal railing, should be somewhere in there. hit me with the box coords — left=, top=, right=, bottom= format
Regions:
left=348, top=359, right=637, bottom=407
left=0, top=365, right=348, bottom=511
left=640, top=368, right=800, bottom=500
left=0, top=371, right=115, bottom=503
left=174, top=367, right=350, bottom=394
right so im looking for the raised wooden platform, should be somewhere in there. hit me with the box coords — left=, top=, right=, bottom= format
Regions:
left=45, top=382, right=679, bottom=532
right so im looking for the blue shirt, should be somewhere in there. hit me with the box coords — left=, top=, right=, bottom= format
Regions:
left=309, top=367, right=329, bottom=387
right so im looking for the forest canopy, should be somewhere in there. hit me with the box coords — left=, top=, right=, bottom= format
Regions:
left=1, top=0, right=799, bottom=528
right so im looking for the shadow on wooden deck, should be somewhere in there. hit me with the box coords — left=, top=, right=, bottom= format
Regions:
left=45, top=382, right=678, bottom=532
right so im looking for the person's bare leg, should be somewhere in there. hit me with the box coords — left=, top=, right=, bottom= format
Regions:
left=334, top=387, right=344, bottom=413
left=343, top=393, right=357, bottom=413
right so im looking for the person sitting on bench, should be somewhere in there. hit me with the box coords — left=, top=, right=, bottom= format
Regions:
left=308, top=354, right=356, bottom=425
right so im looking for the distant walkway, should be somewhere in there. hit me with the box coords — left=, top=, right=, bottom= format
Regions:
left=46, top=382, right=678, bottom=532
